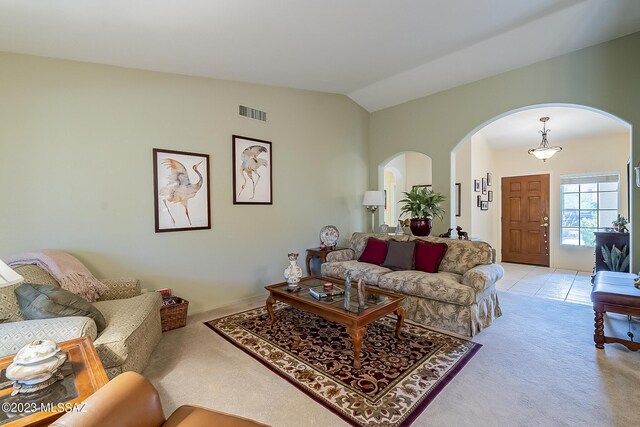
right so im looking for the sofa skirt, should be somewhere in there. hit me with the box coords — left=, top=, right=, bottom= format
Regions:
left=401, top=285, right=502, bottom=337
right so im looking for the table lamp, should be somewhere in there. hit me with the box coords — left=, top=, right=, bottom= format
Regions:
left=0, top=259, right=23, bottom=288
left=362, top=190, right=385, bottom=232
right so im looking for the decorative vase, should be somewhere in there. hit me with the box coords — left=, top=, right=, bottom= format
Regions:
left=410, top=218, right=432, bottom=236
left=283, top=253, right=302, bottom=288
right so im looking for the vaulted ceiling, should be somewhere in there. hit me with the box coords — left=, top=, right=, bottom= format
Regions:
left=1, top=0, right=639, bottom=112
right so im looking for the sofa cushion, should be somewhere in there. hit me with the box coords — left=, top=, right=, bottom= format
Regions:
left=349, top=232, right=408, bottom=259
left=0, top=317, right=98, bottom=358
left=409, top=236, right=492, bottom=275
left=382, top=240, right=416, bottom=270
left=378, top=270, right=474, bottom=306
left=415, top=241, right=448, bottom=273
left=15, top=283, right=107, bottom=332
left=358, top=238, right=388, bottom=265
left=321, top=261, right=392, bottom=286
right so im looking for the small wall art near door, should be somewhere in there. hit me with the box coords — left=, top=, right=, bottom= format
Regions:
left=233, top=135, right=273, bottom=205
left=153, top=148, right=211, bottom=232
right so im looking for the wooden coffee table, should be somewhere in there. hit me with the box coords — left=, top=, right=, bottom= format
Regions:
left=265, top=276, right=405, bottom=368
left=0, top=336, right=109, bottom=427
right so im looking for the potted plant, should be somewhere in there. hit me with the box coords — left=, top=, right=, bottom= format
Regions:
left=612, top=214, right=629, bottom=232
left=398, top=187, right=446, bottom=236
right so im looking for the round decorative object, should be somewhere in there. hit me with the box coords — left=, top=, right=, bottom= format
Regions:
left=378, top=223, right=389, bottom=234
left=320, top=225, right=339, bottom=247
left=13, top=340, right=59, bottom=365
left=409, top=218, right=433, bottom=236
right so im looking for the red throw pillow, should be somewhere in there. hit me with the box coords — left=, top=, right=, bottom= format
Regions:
left=414, top=241, right=448, bottom=273
left=358, top=238, right=388, bottom=265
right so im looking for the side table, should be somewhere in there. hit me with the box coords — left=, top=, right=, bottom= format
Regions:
left=305, top=247, right=347, bottom=276
left=0, top=336, right=109, bottom=427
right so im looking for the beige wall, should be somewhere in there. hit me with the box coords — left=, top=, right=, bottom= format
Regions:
left=470, top=133, right=496, bottom=246
left=492, top=133, right=630, bottom=271
left=0, top=53, right=369, bottom=314
left=454, top=139, right=472, bottom=233
left=370, top=32, right=640, bottom=270
left=405, top=152, right=432, bottom=189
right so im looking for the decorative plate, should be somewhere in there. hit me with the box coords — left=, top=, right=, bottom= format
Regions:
left=319, top=225, right=339, bottom=247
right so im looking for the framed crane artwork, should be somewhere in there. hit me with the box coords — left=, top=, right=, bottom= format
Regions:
left=153, top=148, right=211, bottom=232
left=232, top=135, right=273, bottom=205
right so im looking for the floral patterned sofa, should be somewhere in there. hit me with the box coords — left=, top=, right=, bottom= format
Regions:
left=321, top=232, right=504, bottom=336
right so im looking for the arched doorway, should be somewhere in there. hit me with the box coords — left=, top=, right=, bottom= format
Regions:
left=451, top=103, right=632, bottom=272
left=380, top=151, right=433, bottom=231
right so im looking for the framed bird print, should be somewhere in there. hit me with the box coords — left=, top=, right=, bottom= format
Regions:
left=153, top=148, right=211, bottom=232
left=232, top=135, right=272, bottom=205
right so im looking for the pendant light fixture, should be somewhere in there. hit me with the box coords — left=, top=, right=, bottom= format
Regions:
left=528, top=116, right=562, bottom=162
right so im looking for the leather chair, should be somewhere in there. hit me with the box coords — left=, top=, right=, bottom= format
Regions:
left=51, top=371, right=270, bottom=427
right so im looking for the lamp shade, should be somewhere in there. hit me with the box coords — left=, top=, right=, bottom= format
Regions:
left=0, top=259, right=23, bottom=288
left=362, top=190, right=385, bottom=207
left=528, top=146, right=561, bottom=161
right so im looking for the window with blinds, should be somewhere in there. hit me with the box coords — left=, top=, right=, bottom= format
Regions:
left=560, top=173, right=619, bottom=246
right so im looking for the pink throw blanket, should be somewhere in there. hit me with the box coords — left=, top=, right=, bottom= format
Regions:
left=5, top=250, right=108, bottom=302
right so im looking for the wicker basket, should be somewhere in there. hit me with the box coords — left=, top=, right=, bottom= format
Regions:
left=160, top=297, right=189, bottom=332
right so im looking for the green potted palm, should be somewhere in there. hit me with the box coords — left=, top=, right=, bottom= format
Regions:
left=398, top=186, right=446, bottom=236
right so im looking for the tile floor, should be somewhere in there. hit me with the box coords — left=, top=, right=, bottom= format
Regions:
left=497, top=262, right=593, bottom=305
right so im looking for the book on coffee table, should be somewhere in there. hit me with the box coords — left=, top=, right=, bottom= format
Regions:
left=309, top=285, right=345, bottom=300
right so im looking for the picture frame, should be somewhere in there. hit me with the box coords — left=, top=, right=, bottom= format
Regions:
left=482, top=177, right=487, bottom=194
left=477, top=195, right=482, bottom=207
left=481, top=201, right=489, bottom=211
left=153, top=148, right=211, bottom=233
left=412, top=184, right=432, bottom=191
left=474, top=180, right=480, bottom=192
left=455, top=183, right=461, bottom=217
left=488, top=190, right=493, bottom=202
left=233, top=135, right=273, bottom=205
left=487, top=172, right=492, bottom=186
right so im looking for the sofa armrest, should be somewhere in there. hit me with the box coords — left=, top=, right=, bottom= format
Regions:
left=0, top=317, right=97, bottom=358
left=98, top=278, right=141, bottom=301
left=326, top=249, right=355, bottom=263
left=461, top=264, right=505, bottom=292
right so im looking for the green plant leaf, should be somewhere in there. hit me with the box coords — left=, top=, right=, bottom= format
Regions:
left=398, top=186, right=446, bottom=221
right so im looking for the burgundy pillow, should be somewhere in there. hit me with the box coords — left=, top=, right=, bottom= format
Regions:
left=414, top=241, right=448, bottom=273
left=358, top=238, right=388, bottom=265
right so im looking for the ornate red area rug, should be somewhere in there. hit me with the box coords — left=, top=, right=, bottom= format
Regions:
left=204, top=304, right=480, bottom=427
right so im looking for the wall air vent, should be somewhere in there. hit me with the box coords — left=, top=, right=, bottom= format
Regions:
left=239, top=105, right=267, bottom=122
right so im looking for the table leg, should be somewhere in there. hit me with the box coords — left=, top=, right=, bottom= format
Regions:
left=347, top=326, right=366, bottom=369
left=394, top=306, right=405, bottom=339
left=266, top=296, right=276, bottom=326
left=594, top=309, right=605, bottom=349
left=305, top=254, right=312, bottom=276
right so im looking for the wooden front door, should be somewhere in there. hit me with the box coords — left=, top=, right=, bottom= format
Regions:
left=501, top=174, right=550, bottom=266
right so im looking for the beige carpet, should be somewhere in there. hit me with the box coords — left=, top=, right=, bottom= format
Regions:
left=143, top=292, right=640, bottom=426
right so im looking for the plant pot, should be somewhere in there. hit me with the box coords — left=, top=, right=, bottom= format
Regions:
left=409, top=218, right=432, bottom=236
